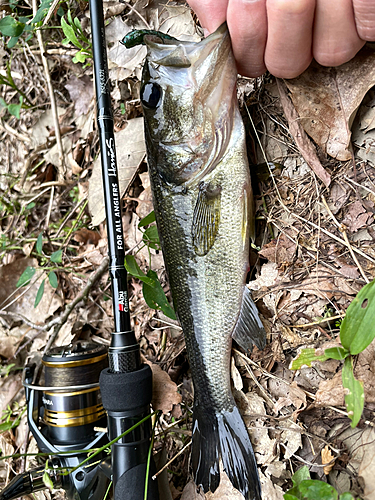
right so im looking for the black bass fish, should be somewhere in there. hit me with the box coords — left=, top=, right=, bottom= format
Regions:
left=123, top=24, right=266, bottom=500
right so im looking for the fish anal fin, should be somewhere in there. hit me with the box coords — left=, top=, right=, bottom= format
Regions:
left=192, top=182, right=221, bottom=256
left=232, top=286, right=266, bottom=352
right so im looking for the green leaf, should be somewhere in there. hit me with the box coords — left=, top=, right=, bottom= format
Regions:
left=339, top=494, right=354, bottom=500
left=322, top=347, right=349, bottom=361
left=7, top=99, right=22, bottom=119
left=142, top=270, right=176, bottom=320
left=138, top=211, right=156, bottom=228
left=340, top=280, right=375, bottom=355
left=43, top=461, right=54, bottom=490
left=124, top=255, right=155, bottom=286
left=31, top=0, right=53, bottom=24
left=36, top=233, right=43, bottom=254
left=7, top=35, right=20, bottom=48
left=142, top=225, right=160, bottom=250
left=34, top=279, right=45, bottom=307
left=0, top=420, right=16, bottom=433
left=50, top=249, right=63, bottom=263
left=290, top=348, right=327, bottom=370
left=48, top=271, right=58, bottom=289
left=0, top=17, right=25, bottom=37
left=342, top=356, right=364, bottom=428
left=298, top=480, right=338, bottom=499
left=73, top=50, right=89, bottom=64
left=61, top=17, right=82, bottom=48
left=283, top=489, right=301, bottom=500
left=16, top=266, right=36, bottom=287
left=291, top=466, right=311, bottom=487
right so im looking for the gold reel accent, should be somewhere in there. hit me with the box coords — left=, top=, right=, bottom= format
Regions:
left=44, top=404, right=106, bottom=427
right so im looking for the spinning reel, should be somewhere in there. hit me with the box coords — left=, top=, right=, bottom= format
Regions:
left=1, top=341, right=111, bottom=500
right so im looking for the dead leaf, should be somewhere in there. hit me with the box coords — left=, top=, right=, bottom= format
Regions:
left=180, top=480, right=205, bottom=500
left=332, top=426, right=375, bottom=500
left=73, top=228, right=101, bottom=245
left=284, top=46, right=375, bottom=161
left=205, top=466, right=245, bottom=499
left=0, top=372, right=22, bottom=412
left=89, top=117, right=146, bottom=226
left=65, top=75, right=94, bottom=116
left=342, top=201, right=371, bottom=232
left=236, top=390, right=276, bottom=465
left=277, top=79, right=331, bottom=186
left=147, top=361, right=182, bottom=413
left=259, top=233, right=296, bottom=265
left=231, top=356, right=243, bottom=391
left=322, top=445, right=335, bottom=475
left=258, top=470, right=285, bottom=500
left=273, top=381, right=306, bottom=415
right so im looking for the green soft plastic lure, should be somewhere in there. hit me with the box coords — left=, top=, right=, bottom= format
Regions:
left=121, top=29, right=177, bottom=48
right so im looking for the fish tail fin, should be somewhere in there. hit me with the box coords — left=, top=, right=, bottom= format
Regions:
left=191, top=405, right=261, bottom=500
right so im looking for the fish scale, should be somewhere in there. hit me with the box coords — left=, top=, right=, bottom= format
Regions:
left=126, top=23, right=267, bottom=500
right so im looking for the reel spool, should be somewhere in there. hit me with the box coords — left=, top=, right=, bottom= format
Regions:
left=41, top=342, right=108, bottom=445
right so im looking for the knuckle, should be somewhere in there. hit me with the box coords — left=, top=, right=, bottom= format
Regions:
left=267, top=0, right=314, bottom=16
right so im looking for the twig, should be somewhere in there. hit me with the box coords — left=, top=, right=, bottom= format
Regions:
left=246, top=103, right=375, bottom=266
left=43, top=0, right=61, bottom=26
left=152, top=440, right=191, bottom=480
left=292, top=313, right=345, bottom=328
left=32, top=0, right=65, bottom=181
left=44, top=185, right=54, bottom=229
left=122, top=1, right=150, bottom=28
left=43, top=256, right=109, bottom=353
left=321, top=196, right=369, bottom=284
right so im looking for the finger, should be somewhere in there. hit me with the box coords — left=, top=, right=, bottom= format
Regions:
left=227, top=0, right=267, bottom=77
left=265, top=0, right=315, bottom=78
left=313, top=0, right=365, bottom=67
left=353, top=0, right=375, bottom=41
left=186, top=0, right=228, bottom=33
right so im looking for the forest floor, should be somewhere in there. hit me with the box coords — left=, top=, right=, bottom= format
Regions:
left=0, top=1, right=375, bottom=499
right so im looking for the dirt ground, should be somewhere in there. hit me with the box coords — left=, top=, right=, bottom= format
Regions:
left=0, top=1, right=374, bottom=499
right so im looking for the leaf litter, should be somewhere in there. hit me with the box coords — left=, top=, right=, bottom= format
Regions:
left=1, top=1, right=375, bottom=499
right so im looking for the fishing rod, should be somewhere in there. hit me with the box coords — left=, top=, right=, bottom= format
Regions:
left=88, top=1, right=160, bottom=499
left=0, top=5, right=159, bottom=500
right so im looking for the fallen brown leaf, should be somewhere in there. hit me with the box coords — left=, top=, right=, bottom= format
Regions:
left=65, top=75, right=94, bottom=116
left=277, top=79, right=331, bottom=186
left=322, top=445, right=335, bottom=475
left=284, top=46, right=375, bottom=161
left=146, top=361, right=182, bottom=414
left=259, top=233, right=296, bottom=265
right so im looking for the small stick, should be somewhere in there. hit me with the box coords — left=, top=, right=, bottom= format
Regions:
left=321, top=196, right=369, bottom=284
left=32, top=0, right=66, bottom=180
left=152, top=440, right=191, bottom=480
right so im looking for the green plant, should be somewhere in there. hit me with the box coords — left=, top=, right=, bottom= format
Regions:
left=0, top=402, right=26, bottom=433
left=16, top=233, right=62, bottom=307
left=284, top=466, right=354, bottom=500
left=61, top=11, right=92, bottom=65
left=124, top=211, right=176, bottom=320
left=291, top=279, right=375, bottom=427
left=0, top=0, right=53, bottom=47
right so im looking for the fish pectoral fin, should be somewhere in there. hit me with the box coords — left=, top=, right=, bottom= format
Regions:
left=232, top=286, right=266, bottom=352
left=192, top=182, right=221, bottom=256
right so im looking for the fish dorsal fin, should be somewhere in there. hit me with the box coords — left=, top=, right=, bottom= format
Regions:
left=192, top=182, right=221, bottom=256
left=232, top=286, right=266, bottom=352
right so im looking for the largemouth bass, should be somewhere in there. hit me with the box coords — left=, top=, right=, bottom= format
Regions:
left=123, top=24, right=266, bottom=500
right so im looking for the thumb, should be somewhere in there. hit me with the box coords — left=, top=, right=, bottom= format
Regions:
left=186, top=0, right=229, bottom=34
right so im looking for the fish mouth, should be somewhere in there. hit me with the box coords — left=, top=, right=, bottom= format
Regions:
left=143, top=23, right=229, bottom=69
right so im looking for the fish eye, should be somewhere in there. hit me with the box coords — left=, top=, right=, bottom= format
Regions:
left=140, top=82, right=162, bottom=109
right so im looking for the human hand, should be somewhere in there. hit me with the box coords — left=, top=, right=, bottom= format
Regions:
left=186, top=0, right=375, bottom=78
